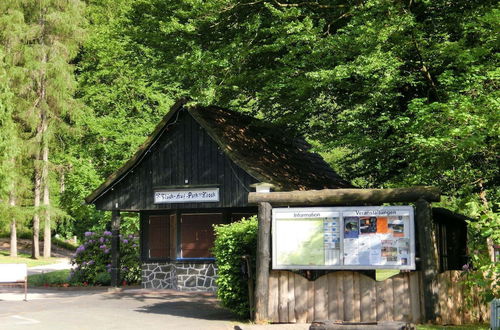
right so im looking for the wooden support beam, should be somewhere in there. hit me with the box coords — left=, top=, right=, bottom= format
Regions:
left=415, top=198, right=439, bottom=322
left=255, top=202, right=272, bottom=323
left=110, top=210, right=121, bottom=287
left=248, top=187, right=440, bottom=206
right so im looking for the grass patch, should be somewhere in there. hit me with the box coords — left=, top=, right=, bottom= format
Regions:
left=376, top=269, right=400, bottom=281
left=28, top=269, right=71, bottom=287
left=417, top=325, right=489, bottom=329
left=0, top=251, right=63, bottom=267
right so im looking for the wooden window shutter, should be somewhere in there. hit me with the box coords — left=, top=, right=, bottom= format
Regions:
left=148, top=215, right=169, bottom=259
left=181, top=214, right=223, bottom=258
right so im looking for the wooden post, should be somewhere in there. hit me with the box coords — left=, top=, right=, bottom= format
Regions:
left=255, top=202, right=272, bottom=323
left=242, top=255, right=255, bottom=320
left=415, top=198, right=438, bottom=322
left=110, top=210, right=121, bottom=288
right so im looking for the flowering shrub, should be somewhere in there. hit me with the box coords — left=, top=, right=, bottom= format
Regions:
left=70, top=231, right=141, bottom=285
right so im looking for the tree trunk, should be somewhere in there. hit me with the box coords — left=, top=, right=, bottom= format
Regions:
left=32, top=161, right=41, bottom=259
left=42, top=131, right=51, bottom=258
left=34, top=7, right=47, bottom=259
left=478, top=181, right=496, bottom=263
left=9, top=190, right=17, bottom=257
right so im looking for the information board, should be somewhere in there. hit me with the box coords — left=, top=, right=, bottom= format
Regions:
left=272, top=206, right=415, bottom=270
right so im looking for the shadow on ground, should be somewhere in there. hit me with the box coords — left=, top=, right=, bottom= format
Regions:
left=103, top=289, right=241, bottom=322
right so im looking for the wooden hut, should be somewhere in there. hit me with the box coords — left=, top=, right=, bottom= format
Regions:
left=85, top=99, right=351, bottom=291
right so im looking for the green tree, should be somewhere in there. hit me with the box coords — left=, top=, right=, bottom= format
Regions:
left=0, top=3, right=30, bottom=257
left=66, top=0, right=175, bottom=236
left=0, top=47, right=16, bottom=248
left=117, top=0, right=498, bottom=242
left=103, top=0, right=499, bottom=291
left=0, top=0, right=86, bottom=257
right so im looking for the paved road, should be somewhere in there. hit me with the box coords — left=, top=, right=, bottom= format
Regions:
left=0, top=288, right=240, bottom=330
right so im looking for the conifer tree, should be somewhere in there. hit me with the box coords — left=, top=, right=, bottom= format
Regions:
left=0, top=0, right=85, bottom=258
left=0, top=5, right=25, bottom=257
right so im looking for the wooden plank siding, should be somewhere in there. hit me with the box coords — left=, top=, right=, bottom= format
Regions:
left=267, top=270, right=489, bottom=325
left=93, top=110, right=258, bottom=211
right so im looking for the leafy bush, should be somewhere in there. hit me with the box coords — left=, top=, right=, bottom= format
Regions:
left=70, top=231, right=140, bottom=285
left=28, top=270, right=71, bottom=287
left=213, top=216, right=258, bottom=318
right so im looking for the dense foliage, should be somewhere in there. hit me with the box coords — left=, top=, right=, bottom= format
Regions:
left=75, top=0, right=498, bottom=245
left=70, top=231, right=140, bottom=285
left=213, top=217, right=258, bottom=318
left=0, top=0, right=497, bottom=296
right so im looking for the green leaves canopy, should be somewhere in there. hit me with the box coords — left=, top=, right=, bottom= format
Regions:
left=93, top=0, right=498, bottom=216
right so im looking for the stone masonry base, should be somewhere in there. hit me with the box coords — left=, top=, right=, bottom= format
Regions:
left=141, top=261, right=217, bottom=292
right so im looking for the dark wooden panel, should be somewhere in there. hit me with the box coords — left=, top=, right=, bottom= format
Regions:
left=94, top=110, right=259, bottom=211
left=169, top=214, right=177, bottom=258
left=230, top=213, right=257, bottom=222
left=148, top=215, right=169, bottom=258
left=180, top=213, right=223, bottom=258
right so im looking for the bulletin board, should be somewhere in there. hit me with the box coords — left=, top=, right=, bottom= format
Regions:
left=272, top=206, right=415, bottom=270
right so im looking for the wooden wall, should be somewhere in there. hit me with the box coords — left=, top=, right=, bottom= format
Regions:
left=267, top=270, right=489, bottom=325
left=94, top=109, right=258, bottom=211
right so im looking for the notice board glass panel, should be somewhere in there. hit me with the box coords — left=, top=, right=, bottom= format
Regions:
left=272, top=206, right=415, bottom=270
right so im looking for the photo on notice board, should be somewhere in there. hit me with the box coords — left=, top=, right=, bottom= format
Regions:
left=388, top=217, right=405, bottom=237
left=359, top=216, right=377, bottom=234
left=344, top=217, right=359, bottom=238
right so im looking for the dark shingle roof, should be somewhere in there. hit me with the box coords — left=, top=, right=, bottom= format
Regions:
left=86, top=100, right=352, bottom=204
left=189, top=105, right=352, bottom=191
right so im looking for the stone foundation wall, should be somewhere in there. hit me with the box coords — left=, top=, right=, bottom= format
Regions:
left=141, top=261, right=217, bottom=291
left=141, top=263, right=176, bottom=289
left=176, top=263, right=217, bottom=291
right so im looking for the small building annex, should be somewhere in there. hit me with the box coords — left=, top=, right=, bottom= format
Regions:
left=85, top=100, right=352, bottom=291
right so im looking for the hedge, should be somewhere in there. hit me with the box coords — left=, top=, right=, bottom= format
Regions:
left=213, top=216, right=258, bottom=318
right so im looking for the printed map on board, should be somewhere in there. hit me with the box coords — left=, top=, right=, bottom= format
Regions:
left=275, top=218, right=324, bottom=266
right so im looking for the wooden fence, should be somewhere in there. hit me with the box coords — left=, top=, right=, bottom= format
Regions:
left=267, top=270, right=489, bottom=325
left=434, top=270, right=490, bottom=325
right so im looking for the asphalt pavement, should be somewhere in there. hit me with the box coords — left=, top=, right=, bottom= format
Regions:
left=0, top=261, right=311, bottom=330
left=0, top=287, right=238, bottom=330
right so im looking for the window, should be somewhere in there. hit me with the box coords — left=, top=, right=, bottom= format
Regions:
left=180, top=213, right=223, bottom=258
